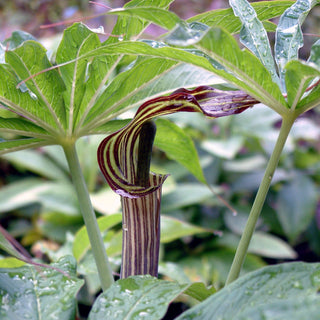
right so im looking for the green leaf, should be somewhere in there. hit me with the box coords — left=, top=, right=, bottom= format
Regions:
left=308, top=38, right=320, bottom=66
left=55, top=23, right=113, bottom=132
left=177, top=262, right=320, bottom=320
left=161, top=183, right=218, bottom=212
left=183, top=282, right=216, bottom=302
left=159, top=26, right=286, bottom=114
left=73, top=214, right=122, bottom=261
left=229, top=0, right=279, bottom=85
left=0, top=179, right=65, bottom=214
left=0, top=138, right=48, bottom=156
left=160, top=215, right=212, bottom=243
left=83, top=58, right=221, bottom=132
left=91, top=119, right=131, bottom=135
left=285, top=59, right=320, bottom=108
left=2, top=149, right=69, bottom=181
left=202, top=136, right=244, bottom=159
left=3, top=30, right=37, bottom=50
left=187, top=1, right=294, bottom=34
left=0, top=256, right=84, bottom=320
left=0, top=64, right=59, bottom=134
left=0, top=117, right=49, bottom=138
left=5, top=41, right=66, bottom=131
left=108, top=7, right=182, bottom=31
left=194, top=27, right=287, bottom=114
left=154, top=118, right=205, bottom=183
left=88, top=275, right=188, bottom=320
left=106, top=0, right=174, bottom=44
left=0, top=258, right=25, bottom=268
left=179, top=250, right=266, bottom=285
left=83, top=57, right=177, bottom=128
left=276, top=174, right=318, bottom=243
left=275, top=0, right=319, bottom=90
left=217, top=232, right=297, bottom=259
left=249, top=232, right=297, bottom=259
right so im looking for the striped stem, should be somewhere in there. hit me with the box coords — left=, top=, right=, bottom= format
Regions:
left=120, top=120, right=161, bottom=278
left=120, top=187, right=161, bottom=278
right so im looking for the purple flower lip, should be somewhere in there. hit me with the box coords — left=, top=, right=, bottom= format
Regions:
left=98, top=86, right=258, bottom=198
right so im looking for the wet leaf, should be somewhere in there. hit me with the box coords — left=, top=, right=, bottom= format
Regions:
left=276, top=174, right=318, bottom=243
left=230, top=0, right=279, bottom=85
left=187, top=1, right=294, bottom=34
left=88, top=275, right=188, bottom=320
left=73, top=214, right=122, bottom=261
left=275, top=0, right=318, bottom=90
left=160, top=215, right=212, bottom=243
left=154, top=118, right=205, bottom=183
left=0, top=256, right=83, bottom=320
left=177, top=262, right=320, bottom=320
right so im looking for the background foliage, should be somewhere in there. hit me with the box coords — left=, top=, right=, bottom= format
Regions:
left=0, top=0, right=319, bottom=319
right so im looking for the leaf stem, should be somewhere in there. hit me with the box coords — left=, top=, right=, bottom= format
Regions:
left=225, top=115, right=295, bottom=285
left=62, top=142, right=114, bottom=290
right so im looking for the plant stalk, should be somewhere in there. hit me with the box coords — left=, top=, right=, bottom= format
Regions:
left=120, top=190, right=161, bottom=278
left=120, top=120, right=161, bottom=278
left=63, top=142, right=114, bottom=290
left=225, top=116, right=295, bottom=285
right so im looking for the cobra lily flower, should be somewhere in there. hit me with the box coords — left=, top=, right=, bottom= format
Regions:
left=98, top=86, right=258, bottom=278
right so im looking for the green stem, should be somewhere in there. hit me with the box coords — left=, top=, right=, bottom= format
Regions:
left=225, top=115, right=295, bottom=285
left=63, top=142, right=114, bottom=290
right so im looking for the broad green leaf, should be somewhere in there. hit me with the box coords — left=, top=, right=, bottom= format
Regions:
left=177, top=262, right=320, bottom=320
left=0, top=64, right=59, bottom=133
left=249, top=232, right=297, bottom=259
left=154, top=118, right=205, bottom=183
left=55, top=23, right=113, bottom=133
left=276, top=174, right=318, bottom=243
left=230, top=0, right=279, bottom=85
left=5, top=41, right=66, bottom=131
left=297, top=84, right=320, bottom=113
left=91, top=119, right=131, bottom=135
left=179, top=250, right=266, bottom=285
left=275, top=0, right=319, bottom=90
left=0, top=179, right=68, bottom=214
left=73, top=214, right=122, bottom=261
left=285, top=60, right=320, bottom=108
left=0, top=117, right=48, bottom=138
left=308, top=38, right=320, bottom=66
left=160, top=215, right=212, bottom=243
left=161, top=183, right=219, bottom=212
left=82, top=59, right=222, bottom=133
left=0, top=258, right=25, bottom=268
left=2, top=149, right=68, bottom=181
left=184, top=282, right=216, bottom=302
left=108, top=7, right=181, bottom=31
left=106, top=0, right=174, bottom=44
left=157, top=26, right=287, bottom=114
left=194, top=27, right=287, bottom=114
left=88, top=275, right=188, bottom=320
left=0, top=256, right=83, bottom=320
left=3, top=30, right=37, bottom=50
left=90, top=188, right=122, bottom=215
left=55, top=23, right=99, bottom=131
left=0, top=138, right=48, bottom=156
left=202, top=136, right=244, bottom=159
left=296, top=41, right=320, bottom=112
left=187, top=1, right=294, bottom=34
left=83, top=57, right=178, bottom=129
left=217, top=232, right=297, bottom=259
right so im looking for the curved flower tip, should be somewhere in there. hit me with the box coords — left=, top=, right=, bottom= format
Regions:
left=98, top=86, right=259, bottom=198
